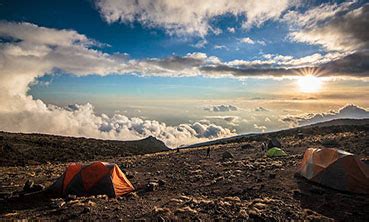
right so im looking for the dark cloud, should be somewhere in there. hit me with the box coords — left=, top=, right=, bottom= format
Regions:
left=147, top=54, right=205, bottom=71
left=204, top=104, right=239, bottom=112
left=324, top=3, right=369, bottom=51
left=255, top=107, right=270, bottom=112
left=320, top=51, right=369, bottom=77
left=284, top=3, right=369, bottom=78
left=200, top=65, right=294, bottom=77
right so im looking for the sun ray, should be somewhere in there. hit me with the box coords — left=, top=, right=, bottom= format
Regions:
left=294, top=67, right=324, bottom=93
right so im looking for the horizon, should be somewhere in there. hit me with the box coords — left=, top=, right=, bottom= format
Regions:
left=1, top=0, right=369, bottom=147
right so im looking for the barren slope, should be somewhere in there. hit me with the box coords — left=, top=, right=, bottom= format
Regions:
left=1, top=123, right=369, bottom=221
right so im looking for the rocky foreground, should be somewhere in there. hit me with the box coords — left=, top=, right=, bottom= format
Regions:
left=1, top=122, right=369, bottom=221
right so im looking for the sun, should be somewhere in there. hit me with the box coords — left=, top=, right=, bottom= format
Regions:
left=297, top=75, right=322, bottom=93
left=294, top=67, right=324, bottom=93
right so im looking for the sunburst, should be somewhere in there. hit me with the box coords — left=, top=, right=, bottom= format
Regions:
left=294, top=67, right=324, bottom=93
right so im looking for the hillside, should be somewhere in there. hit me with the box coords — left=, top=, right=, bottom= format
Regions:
left=0, top=132, right=169, bottom=166
left=1, top=120, right=369, bottom=220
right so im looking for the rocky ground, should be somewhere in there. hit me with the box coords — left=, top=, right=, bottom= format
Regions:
left=1, top=122, right=369, bottom=221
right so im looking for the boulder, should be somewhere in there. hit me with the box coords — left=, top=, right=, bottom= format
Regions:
left=241, top=144, right=253, bottom=149
left=267, top=138, right=282, bottom=148
left=238, top=209, right=249, bottom=219
left=158, top=179, right=166, bottom=186
left=222, top=151, right=234, bottom=160
left=125, top=192, right=139, bottom=200
left=147, top=182, right=159, bottom=192
left=32, top=184, right=45, bottom=192
left=297, top=132, right=304, bottom=139
left=23, top=180, right=34, bottom=192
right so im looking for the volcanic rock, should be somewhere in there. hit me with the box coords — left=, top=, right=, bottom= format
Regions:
left=222, top=151, right=234, bottom=160
left=267, top=138, right=282, bottom=148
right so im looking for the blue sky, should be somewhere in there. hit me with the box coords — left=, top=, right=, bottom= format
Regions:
left=0, top=0, right=369, bottom=146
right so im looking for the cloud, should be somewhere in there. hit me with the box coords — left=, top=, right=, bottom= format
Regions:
left=291, top=3, right=369, bottom=52
left=280, top=104, right=369, bottom=127
left=283, top=1, right=354, bottom=30
left=286, top=2, right=369, bottom=53
left=98, top=111, right=236, bottom=147
left=319, top=51, right=369, bottom=77
left=241, top=37, right=255, bottom=44
left=257, top=40, right=266, bottom=46
left=95, top=0, right=295, bottom=36
left=214, top=45, right=227, bottom=50
left=227, top=27, right=235, bottom=33
left=1, top=102, right=235, bottom=148
left=0, top=21, right=235, bottom=148
left=255, top=107, right=270, bottom=112
left=279, top=2, right=369, bottom=78
left=204, top=104, right=239, bottom=112
left=240, top=37, right=266, bottom=45
left=205, top=115, right=240, bottom=126
left=191, top=39, right=208, bottom=48
left=254, top=124, right=267, bottom=132
left=0, top=22, right=131, bottom=112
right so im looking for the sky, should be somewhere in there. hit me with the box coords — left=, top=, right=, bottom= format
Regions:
left=0, top=0, right=369, bottom=147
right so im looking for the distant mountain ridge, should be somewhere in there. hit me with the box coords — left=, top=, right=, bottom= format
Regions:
left=304, top=118, right=369, bottom=128
left=184, top=118, right=369, bottom=149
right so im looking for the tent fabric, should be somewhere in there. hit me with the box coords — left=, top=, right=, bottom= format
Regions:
left=299, top=148, right=369, bottom=194
left=266, top=147, right=287, bottom=157
left=48, top=161, right=134, bottom=197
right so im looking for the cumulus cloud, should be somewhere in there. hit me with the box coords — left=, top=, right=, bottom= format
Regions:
left=204, top=104, right=239, bottom=112
left=241, top=37, right=255, bottom=44
left=0, top=22, right=131, bottom=112
left=240, top=37, right=266, bottom=45
left=227, top=27, right=235, bottom=33
left=0, top=21, right=235, bottom=148
left=281, top=104, right=369, bottom=127
left=205, top=115, right=240, bottom=126
left=1, top=102, right=234, bottom=147
left=95, top=0, right=295, bottom=36
left=97, top=110, right=236, bottom=147
left=254, top=124, right=267, bottom=132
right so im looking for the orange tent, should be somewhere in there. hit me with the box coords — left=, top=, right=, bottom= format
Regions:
left=298, top=148, right=369, bottom=194
left=48, top=162, right=134, bottom=197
